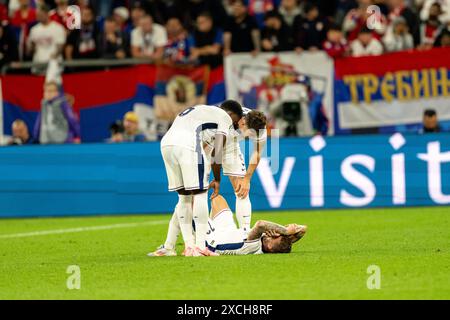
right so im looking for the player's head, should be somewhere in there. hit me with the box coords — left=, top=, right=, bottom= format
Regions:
left=220, top=100, right=244, bottom=130
left=241, top=110, right=267, bottom=139
left=261, top=235, right=292, bottom=254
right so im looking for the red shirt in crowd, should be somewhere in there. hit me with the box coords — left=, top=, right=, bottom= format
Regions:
left=323, top=39, right=349, bottom=59
left=11, top=8, right=37, bottom=27
left=49, top=8, right=73, bottom=30
left=0, top=4, right=8, bottom=24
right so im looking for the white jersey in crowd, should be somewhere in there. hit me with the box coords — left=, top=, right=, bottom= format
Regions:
left=28, top=21, right=66, bottom=63
left=161, top=105, right=233, bottom=151
left=131, top=23, right=168, bottom=56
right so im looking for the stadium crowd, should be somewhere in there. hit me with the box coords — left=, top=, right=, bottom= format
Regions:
left=2, top=0, right=449, bottom=145
left=0, top=0, right=450, bottom=68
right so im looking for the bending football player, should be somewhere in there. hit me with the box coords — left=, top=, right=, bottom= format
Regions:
left=152, top=108, right=268, bottom=256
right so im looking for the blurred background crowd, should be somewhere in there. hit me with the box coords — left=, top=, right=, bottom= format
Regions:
left=0, top=0, right=449, bottom=69
left=1, top=0, right=448, bottom=146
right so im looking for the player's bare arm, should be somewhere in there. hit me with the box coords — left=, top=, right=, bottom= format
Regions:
left=247, top=220, right=293, bottom=240
left=235, top=111, right=268, bottom=198
left=236, top=139, right=266, bottom=198
left=209, top=133, right=226, bottom=199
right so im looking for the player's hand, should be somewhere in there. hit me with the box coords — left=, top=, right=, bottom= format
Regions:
left=286, top=224, right=299, bottom=235
left=266, top=230, right=280, bottom=238
left=209, top=180, right=220, bottom=199
left=236, top=177, right=250, bottom=199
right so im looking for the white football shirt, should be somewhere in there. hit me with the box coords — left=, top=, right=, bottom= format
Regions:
left=161, top=105, right=233, bottom=151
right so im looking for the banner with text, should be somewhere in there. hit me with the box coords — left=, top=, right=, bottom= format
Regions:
left=0, top=133, right=448, bottom=218
left=334, top=47, right=450, bottom=135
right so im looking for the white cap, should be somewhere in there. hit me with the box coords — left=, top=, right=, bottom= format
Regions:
left=114, top=6, right=130, bottom=21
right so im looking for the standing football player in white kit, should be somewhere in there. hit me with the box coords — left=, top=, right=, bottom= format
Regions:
left=149, top=107, right=268, bottom=257
left=159, top=101, right=243, bottom=257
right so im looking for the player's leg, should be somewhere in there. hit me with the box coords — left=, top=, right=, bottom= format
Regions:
left=211, top=195, right=232, bottom=219
left=223, top=147, right=252, bottom=233
left=180, top=148, right=217, bottom=256
left=229, top=176, right=252, bottom=233
left=176, top=190, right=195, bottom=251
left=161, top=146, right=195, bottom=251
left=147, top=210, right=180, bottom=256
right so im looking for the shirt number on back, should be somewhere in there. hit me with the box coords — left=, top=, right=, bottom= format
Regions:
left=179, top=107, right=195, bottom=117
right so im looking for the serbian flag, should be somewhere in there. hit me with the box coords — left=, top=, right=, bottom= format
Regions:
left=1, top=64, right=226, bottom=143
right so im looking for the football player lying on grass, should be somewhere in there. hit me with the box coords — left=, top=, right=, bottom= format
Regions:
left=148, top=195, right=307, bottom=256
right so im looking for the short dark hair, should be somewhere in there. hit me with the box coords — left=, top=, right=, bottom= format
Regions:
left=328, top=23, right=342, bottom=32
left=303, top=2, right=318, bottom=14
left=220, top=100, right=243, bottom=118
left=360, top=26, right=373, bottom=34
left=424, top=109, right=437, bottom=117
left=38, top=3, right=51, bottom=13
left=246, top=110, right=267, bottom=132
left=197, top=11, right=213, bottom=20
left=264, top=10, right=282, bottom=21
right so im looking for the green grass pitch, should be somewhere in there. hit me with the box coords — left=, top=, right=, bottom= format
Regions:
left=0, top=207, right=449, bottom=300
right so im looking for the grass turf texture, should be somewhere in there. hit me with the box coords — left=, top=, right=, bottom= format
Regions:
left=0, top=207, right=449, bottom=300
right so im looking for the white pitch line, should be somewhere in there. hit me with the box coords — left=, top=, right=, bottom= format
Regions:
left=0, top=220, right=168, bottom=239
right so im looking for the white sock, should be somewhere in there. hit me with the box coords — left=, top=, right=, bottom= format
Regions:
left=236, top=194, right=252, bottom=233
left=163, top=209, right=180, bottom=250
left=192, top=192, right=209, bottom=250
left=176, top=194, right=194, bottom=248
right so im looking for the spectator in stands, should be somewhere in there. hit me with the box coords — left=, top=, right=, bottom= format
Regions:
left=387, top=0, right=420, bottom=45
left=49, top=0, right=71, bottom=29
left=420, top=109, right=441, bottom=133
left=65, top=6, right=100, bottom=60
left=261, top=10, right=293, bottom=52
left=113, top=6, right=131, bottom=33
left=223, top=0, right=260, bottom=55
left=247, top=0, right=275, bottom=28
left=0, top=0, right=7, bottom=25
left=342, top=0, right=387, bottom=42
left=434, top=28, right=450, bottom=46
left=0, top=24, right=19, bottom=67
left=11, top=0, right=37, bottom=60
left=335, top=0, right=358, bottom=26
left=293, top=2, right=329, bottom=52
left=279, top=0, right=302, bottom=29
left=420, top=0, right=450, bottom=24
left=8, top=119, right=35, bottom=145
left=188, top=12, right=223, bottom=68
left=419, top=2, right=443, bottom=49
left=131, top=15, right=167, bottom=61
left=164, top=16, right=192, bottom=64
left=350, top=26, right=384, bottom=56
left=383, top=16, right=414, bottom=51
left=98, top=16, right=129, bottom=59
left=169, top=0, right=228, bottom=30
left=34, top=81, right=81, bottom=145
left=108, top=120, right=125, bottom=143
left=323, top=23, right=349, bottom=58
left=122, top=112, right=146, bottom=142
left=11, top=0, right=36, bottom=28
left=130, top=2, right=146, bottom=31
left=27, top=4, right=66, bottom=66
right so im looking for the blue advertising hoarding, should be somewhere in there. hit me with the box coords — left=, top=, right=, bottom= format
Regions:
left=0, top=133, right=448, bottom=218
